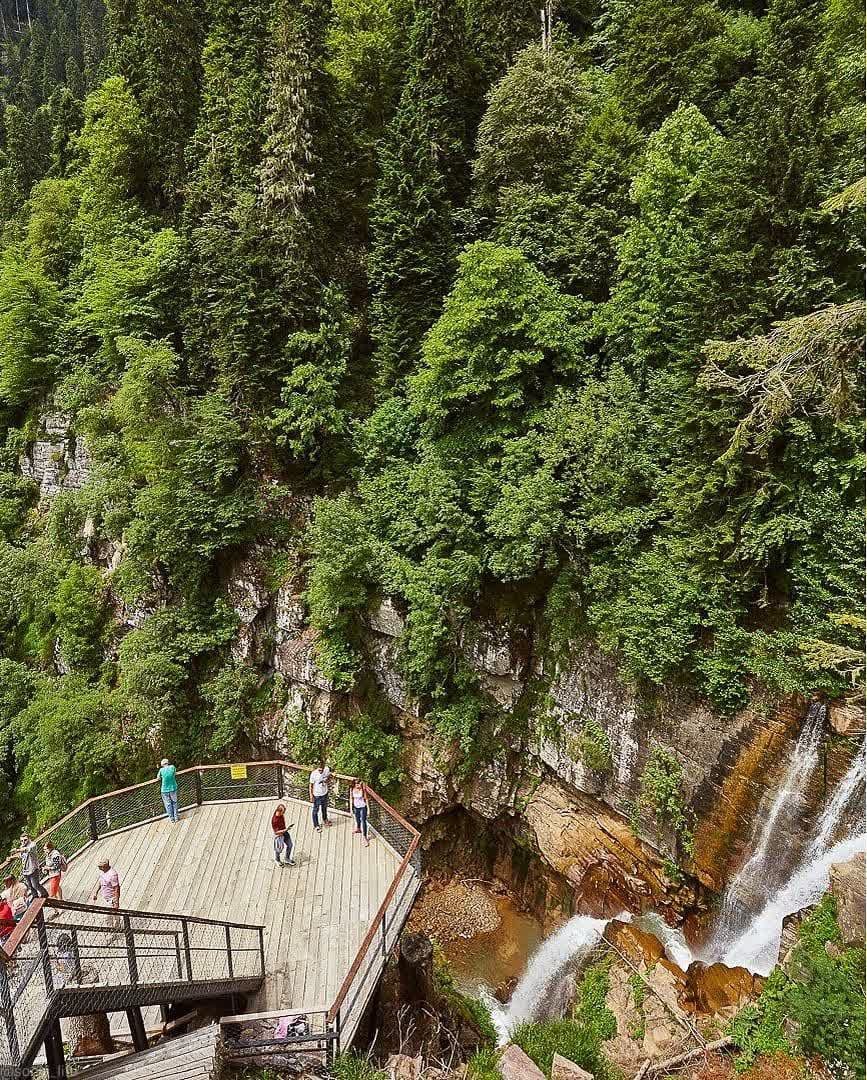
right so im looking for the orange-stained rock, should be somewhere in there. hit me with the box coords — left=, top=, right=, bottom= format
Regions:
left=522, top=780, right=700, bottom=918
left=680, top=961, right=764, bottom=1015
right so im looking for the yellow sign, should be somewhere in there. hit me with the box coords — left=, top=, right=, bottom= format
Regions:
left=230, top=764, right=248, bottom=780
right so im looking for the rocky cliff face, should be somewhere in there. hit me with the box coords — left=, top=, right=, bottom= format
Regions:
left=215, top=545, right=864, bottom=918
left=23, top=408, right=864, bottom=919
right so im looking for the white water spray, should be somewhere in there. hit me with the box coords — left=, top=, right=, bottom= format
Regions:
left=704, top=712, right=825, bottom=958
left=489, top=915, right=614, bottom=1042
left=804, top=739, right=866, bottom=861
left=721, top=831, right=866, bottom=975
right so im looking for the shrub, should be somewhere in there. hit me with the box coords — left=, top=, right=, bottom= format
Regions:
left=331, top=1053, right=388, bottom=1080
left=729, top=897, right=866, bottom=1078
left=633, top=747, right=695, bottom=856
left=575, top=721, right=613, bottom=775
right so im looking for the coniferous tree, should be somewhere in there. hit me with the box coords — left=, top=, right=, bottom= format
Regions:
left=368, top=0, right=476, bottom=387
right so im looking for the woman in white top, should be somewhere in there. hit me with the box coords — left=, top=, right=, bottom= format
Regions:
left=349, top=779, right=370, bottom=847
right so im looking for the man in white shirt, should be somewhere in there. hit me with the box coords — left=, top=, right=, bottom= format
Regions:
left=309, top=761, right=333, bottom=832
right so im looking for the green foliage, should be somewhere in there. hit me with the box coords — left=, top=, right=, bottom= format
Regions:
left=433, top=945, right=498, bottom=1046
left=729, top=897, right=866, bottom=1078
left=52, top=562, right=108, bottom=672
left=466, top=1047, right=502, bottom=1080
left=575, top=721, right=612, bottom=776
left=512, top=962, right=618, bottom=1078
left=633, top=748, right=695, bottom=856
left=0, top=0, right=863, bottom=843
left=330, top=1053, right=388, bottom=1080
left=331, top=713, right=405, bottom=795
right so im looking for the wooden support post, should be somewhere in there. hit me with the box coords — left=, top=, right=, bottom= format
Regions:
left=225, top=923, right=234, bottom=979
left=44, top=1019, right=67, bottom=1080
left=126, top=1006, right=148, bottom=1052
left=123, top=915, right=138, bottom=984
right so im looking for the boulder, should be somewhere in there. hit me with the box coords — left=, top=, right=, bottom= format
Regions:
left=550, top=1053, right=593, bottom=1080
left=830, top=850, right=866, bottom=947
left=497, top=1045, right=546, bottom=1080
left=387, top=1054, right=422, bottom=1080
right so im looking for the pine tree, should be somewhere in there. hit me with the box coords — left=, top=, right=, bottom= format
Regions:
left=105, top=0, right=206, bottom=207
left=368, top=0, right=476, bottom=387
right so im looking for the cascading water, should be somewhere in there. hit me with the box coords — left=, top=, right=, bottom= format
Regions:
left=704, top=735, right=866, bottom=973
left=703, top=711, right=825, bottom=958
left=804, top=739, right=866, bottom=861
left=720, top=831, right=866, bottom=975
left=487, top=915, right=615, bottom=1042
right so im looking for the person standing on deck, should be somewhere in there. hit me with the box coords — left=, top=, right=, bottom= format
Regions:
left=271, top=803, right=296, bottom=866
left=349, top=779, right=371, bottom=848
left=90, top=859, right=121, bottom=918
left=157, top=757, right=179, bottom=822
left=18, top=834, right=47, bottom=900
left=309, top=761, right=332, bottom=832
left=43, top=838, right=66, bottom=900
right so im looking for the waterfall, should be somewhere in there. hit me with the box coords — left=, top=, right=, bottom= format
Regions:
left=703, top=711, right=825, bottom=957
left=488, top=914, right=614, bottom=1042
left=705, top=736, right=866, bottom=974
left=804, top=739, right=866, bottom=861
left=720, top=831, right=867, bottom=975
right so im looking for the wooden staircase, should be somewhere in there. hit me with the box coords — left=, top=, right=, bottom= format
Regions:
left=72, top=1026, right=222, bottom=1080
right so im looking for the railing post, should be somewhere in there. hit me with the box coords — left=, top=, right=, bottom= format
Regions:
left=276, top=764, right=284, bottom=799
left=0, top=956, right=21, bottom=1065
left=225, top=924, right=234, bottom=979
left=331, top=1009, right=341, bottom=1064
left=258, top=926, right=266, bottom=977
left=194, top=769, right=203, bottom=806
left=174, top=931, right=183, bottom=979
left=124, top=915, right=138, bottom=985
left=182, top=920, right=193, bottom=980
left=381, top=907, right=388, bottom=957
left=70, top=929, right=83, bottom=985
left=36, top=908, right=54, bottom=997
left=87, top=802, right=99, bottom=841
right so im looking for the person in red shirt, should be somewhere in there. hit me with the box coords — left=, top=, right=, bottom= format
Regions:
left=0, top=898, right=15, bottom=941
left=270, top=804, right=295, bottom=867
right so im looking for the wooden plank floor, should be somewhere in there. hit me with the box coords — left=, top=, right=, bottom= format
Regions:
left=59, top=800, right=402, bottom=1016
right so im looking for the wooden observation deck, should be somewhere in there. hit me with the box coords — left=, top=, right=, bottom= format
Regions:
left=0, top=762, right=421, bottom=1075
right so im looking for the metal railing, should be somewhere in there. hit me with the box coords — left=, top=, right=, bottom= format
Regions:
left=0, top=898, right=264, bottom=1073
left=0, top=760, right=422, bottom=1066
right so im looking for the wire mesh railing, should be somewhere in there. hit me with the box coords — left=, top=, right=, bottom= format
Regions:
left=0, top=899, right=264, bottom=1072
left=0, top=760, right=422, bottom=1068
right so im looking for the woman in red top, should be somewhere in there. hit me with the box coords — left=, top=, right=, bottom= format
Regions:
left=0, top=898, right=14, bottom=941
left=271, top=804, right=295, bottom=867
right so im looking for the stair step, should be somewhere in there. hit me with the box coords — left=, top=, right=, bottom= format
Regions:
left=72, top=1025, right=221, bottom=1080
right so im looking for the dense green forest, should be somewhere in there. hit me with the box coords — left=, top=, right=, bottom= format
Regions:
left=0, top=0, right=863, bottom=837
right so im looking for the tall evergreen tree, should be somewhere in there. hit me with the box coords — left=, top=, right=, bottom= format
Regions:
left=367, top=0, right=476, bottom=387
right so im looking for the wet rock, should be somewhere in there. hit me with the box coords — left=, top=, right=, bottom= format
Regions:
left=829, top=699, right=866, bottom=736
left=550, top=1054, right=592, bottom=1080
left=830, top=850, right=865, bottom=947
left=523, top=779, right=698, bottom=918
left=497, top=1044, right=545, bottom=1080
left=680, top=962, right=763, bottom=1015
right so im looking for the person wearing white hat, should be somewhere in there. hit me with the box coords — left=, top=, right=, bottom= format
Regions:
left=157, top=758, right=179, bottom=822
